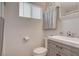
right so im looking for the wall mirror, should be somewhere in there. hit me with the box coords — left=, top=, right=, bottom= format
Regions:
left=43, top=2, right=59, bottom=30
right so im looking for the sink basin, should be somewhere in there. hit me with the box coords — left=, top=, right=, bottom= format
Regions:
left=48, top=36, right=79, bottom=48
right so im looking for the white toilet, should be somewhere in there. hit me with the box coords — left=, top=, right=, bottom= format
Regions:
left=33, top=39, right=48, bottom=56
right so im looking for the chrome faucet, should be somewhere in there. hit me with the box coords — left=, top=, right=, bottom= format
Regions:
left=67, top=31, right=73, bottom=37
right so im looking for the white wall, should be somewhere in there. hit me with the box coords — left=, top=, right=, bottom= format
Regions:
left=61, top=12, right=79, bottom=37
left=2, top=2, right=43, bottom=56
left=44, top=12, right=79, bottom=38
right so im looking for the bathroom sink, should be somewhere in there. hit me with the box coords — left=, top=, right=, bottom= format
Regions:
left=48, top=36, right=79, bottom=48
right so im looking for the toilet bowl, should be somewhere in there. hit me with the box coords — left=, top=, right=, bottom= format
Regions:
left=33, top=39, right=48, bottom=56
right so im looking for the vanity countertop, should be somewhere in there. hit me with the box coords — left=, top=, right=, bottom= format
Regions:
left=48, top=36, right=79, bottom=48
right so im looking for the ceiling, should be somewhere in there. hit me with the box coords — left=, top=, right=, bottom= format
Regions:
left=60, top=2, right=79, bottom=15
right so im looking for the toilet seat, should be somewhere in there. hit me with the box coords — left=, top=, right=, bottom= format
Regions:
left=33, top=47, right=47, bottom=56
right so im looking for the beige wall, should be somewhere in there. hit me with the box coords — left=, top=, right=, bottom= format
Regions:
left=2, top=2, right=43, bottom=56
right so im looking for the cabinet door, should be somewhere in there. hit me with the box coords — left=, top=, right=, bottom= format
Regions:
left=60, top=48, right=77, bottom=56
left=47, top=40, right=59, bottom=56
left=48, top=47, right=59, bottom=56
left=32, top=5, right=42, bottom=19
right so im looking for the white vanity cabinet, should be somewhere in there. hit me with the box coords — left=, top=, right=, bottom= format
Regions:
left=47, top=39, right=79, bottom=56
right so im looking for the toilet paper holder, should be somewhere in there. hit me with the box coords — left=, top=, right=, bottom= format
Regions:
left=23, top=36, right=30, bottom=41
